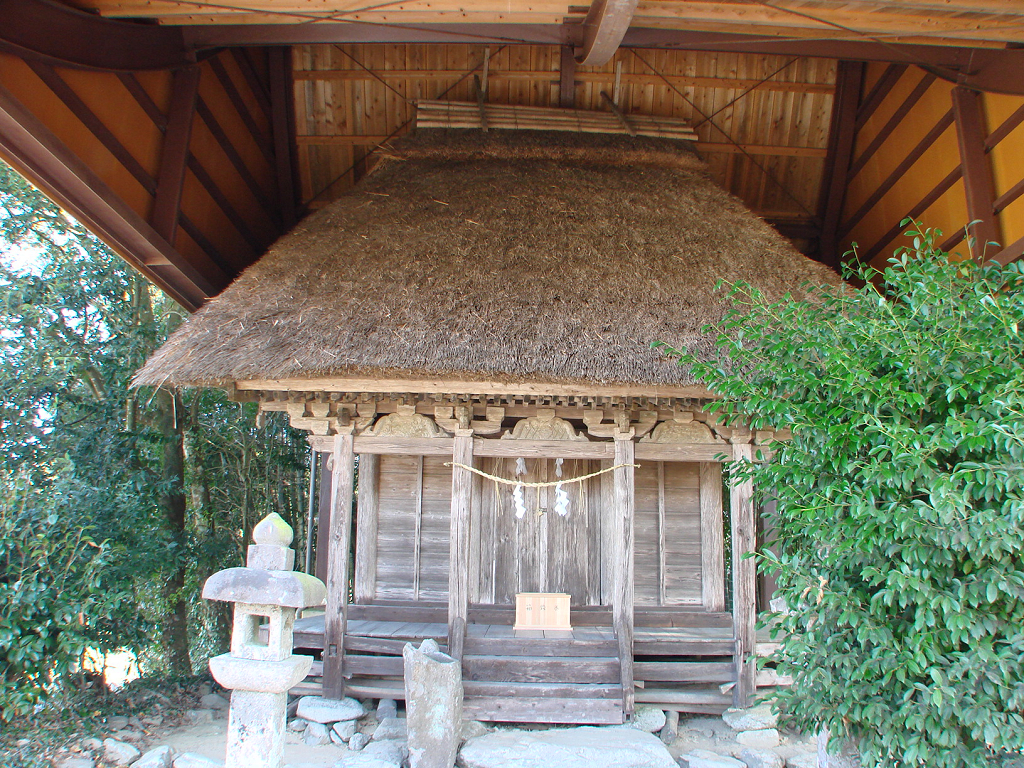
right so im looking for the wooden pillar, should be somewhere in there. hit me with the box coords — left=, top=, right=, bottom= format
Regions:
left=323, top=429, right=355, bottom=700
left=953, top=86, right=1001, bottom=256
left=699, top=461, right=726, bottom=612
left=613, top=431, right=635, bottom=716
left=559, top=45, right=577, bottom=109
left=448, top=430, right=473, bottom=662
left=730, top=440, right=757, bottom=707
left=353, top=453, right=380, bottom=603
left=314, top=451, right=332, bottom=582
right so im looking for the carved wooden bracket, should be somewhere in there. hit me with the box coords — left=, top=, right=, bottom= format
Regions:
left=501, top=408, right=586, bottom=441
left=364, top=404, right=446, bottom=437
left=281, top=401, right=375, bottom=435
left=434, top=405, right=505, bottom=435
left=583, top=409, right=656, bottom=440
left=642, top=410, right=724, bottom=444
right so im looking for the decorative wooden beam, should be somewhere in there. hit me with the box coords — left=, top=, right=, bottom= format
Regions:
left=0, top=0, right=192, bottom=72
left=818, top=60, right=864, bottom=269
left=448, top=430, right=473, bottom=662
left=0, top=81, right=219, bottom=310
left=730, top=440, right=756, bottom=707
left=953, top=86, right=1001, bottom=256
left=575, top=0, right=639, bottom=66
left=323, top=430, right=355, bottom=700
left=152, top=65, right=200, bottom=245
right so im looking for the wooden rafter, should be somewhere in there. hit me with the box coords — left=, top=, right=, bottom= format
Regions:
left=952, top=86, right=1001, bottom=257
left=818, top=60, right=863, bottom=269
left=152, top=66, right=200, bottom=245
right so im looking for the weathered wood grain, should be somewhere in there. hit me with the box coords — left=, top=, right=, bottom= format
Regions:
left=448, top=430, right=473, bottom=660
left=613, top=434, right=635, bottom=715
left=699, top=462, right=726, bottom=611
left=353, top=452, right=379, bottom=602
left=323, top=430, right=355, bottom=700
left=730, top=441, right=757, bottom=707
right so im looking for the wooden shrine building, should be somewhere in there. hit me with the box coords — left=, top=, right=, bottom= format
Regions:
left=3, top=0, right=1024, bottom=726
left=135, top=127, right=838, bottom=723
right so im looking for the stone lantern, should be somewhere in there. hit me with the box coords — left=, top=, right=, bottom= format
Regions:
left=203, top=513, right=326, bottom=768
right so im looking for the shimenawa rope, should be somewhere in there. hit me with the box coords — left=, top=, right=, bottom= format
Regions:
left=444, top=461, right=638, bottom=487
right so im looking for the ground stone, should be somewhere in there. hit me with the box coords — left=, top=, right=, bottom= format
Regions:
left=333, top=720, right=358, bottom=741
left=349, top=732, right=370, bottom=751
left=361, top=739, right=407, bottom=766
left=631, top=706, right=667, bottom=733
left=737, top=729, right=781, bottom=749
left=296, top=696, right=365, bottom=724
left=200, top=694, right=229, bottom=711
left=660, top=710, right=679, bottom=745
left=680, top=750, right=746, bottom=768
left=817, top=731, right=859, bottom=768
left=185, top=709, right=214, bottom=724
left=723, top=706, right=779, bottom=732
left=739, top=748, right=784, bottom=768
left=459, top=721, right=490, bottom=742
left=135, top=746, right=176, bottom=768
left=172, top=754, right=224, bottom=768
left=404, top=638, right=462, bottom=768
left=303, top=722, right=332, bottom=746
left=107, top=716, right=131, bottom=731
left=460, top=726, right=678, bottom=768
left=332, top=757, right=396, bottom=768
left=787, top=754, right=817, bottom=768
left=376, top=699, right=398, bottom=720
left=103, top=738, right=141, bottom=766
left=287, top=718, right=308, bottom=732
left=59, top=759, right=95, bottom=768
left=81, top=738, right=104, bottom=751
left=372, top=717, right=407, bottom=741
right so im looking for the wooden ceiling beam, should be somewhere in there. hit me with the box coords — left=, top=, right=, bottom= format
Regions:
left=0, top=0, right=194, bottom=71
left=952, top=86, right=1001, bottom=257
left=0, top=81, right=222, bottom=311
left=818, top=60, right=864, bottom=270
left=152, top=65, right=201, bottom=245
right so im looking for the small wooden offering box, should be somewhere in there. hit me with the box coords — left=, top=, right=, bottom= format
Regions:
left=514, top=592, right=572, bottom=631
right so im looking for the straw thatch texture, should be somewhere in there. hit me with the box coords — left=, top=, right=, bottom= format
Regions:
left=135, top=129, right=839, bottom=390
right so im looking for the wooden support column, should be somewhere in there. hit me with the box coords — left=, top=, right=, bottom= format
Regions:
left=353, top=453, right=380, bottom=603
left=323, top=429, right=355, bottom=700
left=953, top=86, right=1001, bottom=256
left=699, top=462, right=726, bottom=611
left=151, top=65, right=199, bottom=245
left=448, top=429, right=473, bottom=662
left=559, top=45, right=577, bottom=109
left=730, top=440, right=757, bottom=707
left=613, top=431, right=635, bottom=716
left=818, top=60, right=864, bottom=269
left=314, top=451, right=332, bottom=582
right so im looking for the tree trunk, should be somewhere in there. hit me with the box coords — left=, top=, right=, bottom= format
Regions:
left=154, top=386, right=192, bottom=676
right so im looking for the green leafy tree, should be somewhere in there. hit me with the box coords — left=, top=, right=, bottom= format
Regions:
left=663, top=225, right=1024, bottom=767
left=0, top=160, right=311, bottom=704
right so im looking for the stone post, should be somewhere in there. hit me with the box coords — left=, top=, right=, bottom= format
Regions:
left=403, top=638, right=463, bottom=768
left=817, top=728, right=861, bottom=768
left=203, top=513, right=327, bottom=768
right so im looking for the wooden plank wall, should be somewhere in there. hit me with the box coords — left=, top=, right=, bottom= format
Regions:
left=293, top=44, right=836, bottom=232
left=373, top=455, right=452, bottom=601
left=0, top=49, right=284, bottom=303
left=635, top=461, right=703, bottom=607
left=362, top=454, right=714, bottom=609
left=840, top=62, right=1024, bottom=266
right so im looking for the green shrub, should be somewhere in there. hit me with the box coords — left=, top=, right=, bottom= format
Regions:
left=0, top=467, right=116, bottom=721
left=663, top=225, right=1024, bottom=767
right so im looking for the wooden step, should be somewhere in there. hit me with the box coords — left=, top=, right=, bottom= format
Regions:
left=634, top=660, right=735, bottom=684
left=463, top=635, right=617, bottom=658
left=633, top=637, right=736, bottom=656
left=463, top=681, right=620, bottom=699
left=463, top=655, right=620, bottom=684
left=464, top=696, right=624, bottom=725
left=634, top=685, right=734, bottom=714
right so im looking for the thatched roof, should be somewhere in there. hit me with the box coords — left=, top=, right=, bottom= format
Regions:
left=135, top=129, right=839, bottom=392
